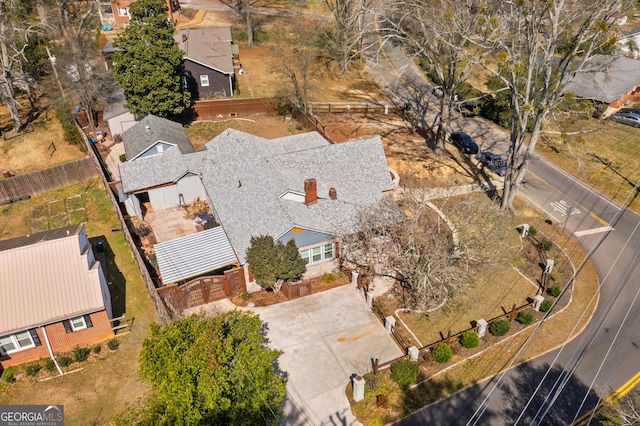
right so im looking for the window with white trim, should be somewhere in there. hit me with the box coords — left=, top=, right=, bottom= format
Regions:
left=0, top=331, right=35, bottom=355
left=70, top=316, right=87, bottom=331
left=200, top=75, right=210, bottom=87
left=117, top=7, right=129, bottom=17
left=299, top=243, right=334, bottom=265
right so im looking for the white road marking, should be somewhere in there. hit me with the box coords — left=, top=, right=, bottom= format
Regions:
left=550, top=200, right=581, bottom=216
left=574, top=226, right=614, bottom=237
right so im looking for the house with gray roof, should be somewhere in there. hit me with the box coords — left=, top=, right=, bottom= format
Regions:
left=121, top=114, right=195, bottom=161
left=119, top=128, right=398, bottom=285
left=174, top=27, right=238, bottom=99
left=564, top=55, right=640, bottom=105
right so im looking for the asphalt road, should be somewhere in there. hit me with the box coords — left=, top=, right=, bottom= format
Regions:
left=372, top=44, right=640, bottom=426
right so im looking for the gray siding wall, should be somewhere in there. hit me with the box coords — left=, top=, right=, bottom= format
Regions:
left=184, top=60, right=233, bottom=99
left=278, top=229, right=331, bottom=249
left=147, top=176, right=207, bottom=211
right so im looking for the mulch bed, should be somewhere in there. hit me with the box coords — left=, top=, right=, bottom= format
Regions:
left=231, top=275, right=351, bottom=307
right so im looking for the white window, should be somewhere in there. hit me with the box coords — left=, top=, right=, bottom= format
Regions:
left=70, top=316, right=87, bottom=331
left=117, top=7, right=129, bottom=17
left=200, top=75, right=210, bottom=87
left=0, top=331, right=35, bottom=355
left=299, top=242, right=334, bottom=265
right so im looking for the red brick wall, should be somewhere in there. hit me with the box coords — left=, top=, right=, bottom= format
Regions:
left=1, top=311, right=114, bottom=369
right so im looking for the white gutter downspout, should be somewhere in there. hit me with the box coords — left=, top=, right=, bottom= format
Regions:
left=40, top=326, right=63, bottom=376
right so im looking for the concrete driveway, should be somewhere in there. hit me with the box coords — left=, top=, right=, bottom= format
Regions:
left=251, top=285, right=403, bottom=426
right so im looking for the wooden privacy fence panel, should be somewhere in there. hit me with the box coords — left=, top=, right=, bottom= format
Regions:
left=193, top=98, right=279, bottom=119
left=0, top=157, right=97, bottom=203
left=157, top=267, right=247, bottom=315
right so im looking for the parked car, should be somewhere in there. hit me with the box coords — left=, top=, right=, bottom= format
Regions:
left=618, top=107, right=640, bottom=115
left=610, top=112, right=640, bottom=128
left=476, top=151, right=507, bottom=176
left=449, top=131, right=479, bottom=154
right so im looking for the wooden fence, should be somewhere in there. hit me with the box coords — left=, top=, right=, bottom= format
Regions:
left=157, top=268, right=246, bottom=315
left=81, top=128, right=175, bottom=323
left=0, top=157, right=97, bottom=204
left=375, top=298, right=538, bottom=372
left=193, top=97, right=279, bottom=119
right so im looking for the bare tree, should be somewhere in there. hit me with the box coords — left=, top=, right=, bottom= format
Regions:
left=324, top=0, right=372, bottom=73
left=269, top=22, right=322, bottom=111
left=53, top=0, right=112, bottom=131
left=597, top=390, right=640, bottom=426
left=379, top=0, right=486, bottom=153
left=476, top=0, right=623, bottom=211
left=339, top=191, right=512, bottom=310
left=219, top=0, right=270, bottom=48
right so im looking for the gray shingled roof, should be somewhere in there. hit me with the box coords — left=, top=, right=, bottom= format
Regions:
left=120, top=129, right=396, bottom=263
left=564, top=55, right=640, bottom=103
left=121, top=114, right=194, bottom=160
left=174, top=27, right=235, bottom=75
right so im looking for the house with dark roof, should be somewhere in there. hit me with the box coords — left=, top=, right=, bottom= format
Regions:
left=564, top=55, right=640, bottom=107
left=119, top=126, right=399, bottom=285
left=0, top=224, right=114, bottom=369
left=174, top=27, right=238, bottom=99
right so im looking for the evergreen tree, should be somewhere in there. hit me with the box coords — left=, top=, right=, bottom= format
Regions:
left=246, top=235, right=306, bottom=294
left=112, top=0, right=190, bottom=119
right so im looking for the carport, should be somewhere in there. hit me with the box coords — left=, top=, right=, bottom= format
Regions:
left=155, top=226, right=238, bottom=285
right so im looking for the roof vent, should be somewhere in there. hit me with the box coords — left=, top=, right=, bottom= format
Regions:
left=145, top=125, right=150, bottom=132
left=182, top=33, right=187, bottom=42
left=329, top=187, right=337, bottom=199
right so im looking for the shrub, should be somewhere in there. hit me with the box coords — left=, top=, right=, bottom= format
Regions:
left=390, top=359, right=420, bottom=388
left=322, top=273, right=336, bottom=283
left=550, top=270, right=560, bottom=282
left=2, top=366, right=18, bottom=383
left=43, top=358, right=57, bottom=372
left=240, top=292, right=251, bottom=301
left=528, top=226, right=537, bottom=236
left=119, top=153, right=126, bottom=162
left=24, top=362, right=42, bottom=377
left=107, top=338, right=120, bottom=350
left=56, top=107, right=85, bottom=151
left=460, top=330, right=480, bottom=349
left=516, top=311, right=534, bottom=325
left=73, top=346, right=91, bottom=363
left=432, top=343, right=453, bottom=363
left=489, top=319, right=510, bottom=336
left=92, top=344, right=102, bottom=355
left=548, top=285, right=562, bottom=297
left=540, top=300, right=553, bottom=313
left=543, top=240, right=553, bottom=251
left=58, top=356, right=73, bottom=368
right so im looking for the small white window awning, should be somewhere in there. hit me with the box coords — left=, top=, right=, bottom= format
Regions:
left=155, top=227, right=238, bottom=285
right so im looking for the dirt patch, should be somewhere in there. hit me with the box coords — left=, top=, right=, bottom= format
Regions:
left=185, top=114, right=304, bottom=150
left=0, top=111, right=85, bottom=175
left=317, top=111, right=478, bottom=186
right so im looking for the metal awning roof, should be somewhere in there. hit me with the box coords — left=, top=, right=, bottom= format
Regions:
left=155, top=227, right=238, bottom=285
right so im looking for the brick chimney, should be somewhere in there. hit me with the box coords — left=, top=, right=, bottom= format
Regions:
left=329, top=187, right=337, bottom=199
left=304, top=178, right=317, bottom=205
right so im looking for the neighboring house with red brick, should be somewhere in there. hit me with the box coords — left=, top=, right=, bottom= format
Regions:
left=98, top=0, right=181, bottom=30
left=0, top=224, right=114, bottom=369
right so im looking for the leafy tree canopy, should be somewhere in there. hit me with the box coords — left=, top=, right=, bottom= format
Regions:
left=113, top=311, right=286, bottom=425
left=246, top=235, right=307, bottom=292
left=112, top=0, right=190, bottom=119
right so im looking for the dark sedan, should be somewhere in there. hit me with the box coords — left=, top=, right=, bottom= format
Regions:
left=449, top=131, right=479, bottom=154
